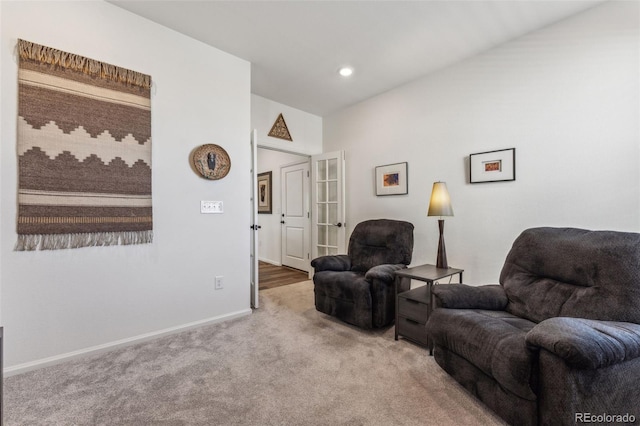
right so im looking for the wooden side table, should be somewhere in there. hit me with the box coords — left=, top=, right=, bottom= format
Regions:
left=394, top=264, right=463, bottom=354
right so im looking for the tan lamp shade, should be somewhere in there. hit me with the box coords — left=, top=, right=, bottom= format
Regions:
left=427, top=182, right=454, bottom=217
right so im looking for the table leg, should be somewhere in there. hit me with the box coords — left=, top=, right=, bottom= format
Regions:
left=394, top=275, right=400, bottom=341
left=427, top=281, right=434, bottom=355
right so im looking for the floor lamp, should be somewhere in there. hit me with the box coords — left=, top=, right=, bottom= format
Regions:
left=427, top=181, right=454, bottom=269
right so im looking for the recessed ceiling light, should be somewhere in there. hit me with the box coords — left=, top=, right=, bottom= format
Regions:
left=339, top=67, right=353, bottom=77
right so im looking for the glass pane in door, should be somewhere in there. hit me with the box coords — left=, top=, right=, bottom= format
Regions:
left=328, top=203, right=337, bottom=224
left=318, top=226, right=327, bottom=245
left=328, top=226, right=338, bottom=246
left=328, top=159, right=337, bottom=180
left=317, top=160, right=327, bottom=181
left=328, top=181, right=338, bottom=202
left=318, top=204, right=327, bottom=224
left=317, top=182, right=326, bottom=204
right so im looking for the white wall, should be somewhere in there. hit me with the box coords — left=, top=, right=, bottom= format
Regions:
left=1, top=1, right=251, bottom=372
left=0, top=0, right=3, bottom=328
left=252, top=94, right=322, bottom=156
left=324, top=1, right=639, bottom=284
left=251, top=94, right=322, bottom=267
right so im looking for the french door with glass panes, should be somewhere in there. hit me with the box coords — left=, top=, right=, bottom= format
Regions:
left=311, top=151, right=346, bottom=259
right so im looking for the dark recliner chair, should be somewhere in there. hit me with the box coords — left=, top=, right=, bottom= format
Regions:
left=311, top=219, right=414, bottom=329
left=426, top=227, right=640, bottom=426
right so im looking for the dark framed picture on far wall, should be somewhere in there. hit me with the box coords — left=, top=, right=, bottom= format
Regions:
left=470, top=148, right=516, bottom=183
left=257, top=171, right=272, bottom=214
left=375, top=162, right=408, bottom=196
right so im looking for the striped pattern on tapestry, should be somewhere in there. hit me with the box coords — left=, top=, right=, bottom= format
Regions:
left=15, top=39, right=153, bottom=251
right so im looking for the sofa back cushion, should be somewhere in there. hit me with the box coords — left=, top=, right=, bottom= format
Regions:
left=348, top=219, right=414, bottom=272
left=500, top=227, right=640, bottom=324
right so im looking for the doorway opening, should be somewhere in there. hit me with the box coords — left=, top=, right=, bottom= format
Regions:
left=257, top=146, right=311, bottom=288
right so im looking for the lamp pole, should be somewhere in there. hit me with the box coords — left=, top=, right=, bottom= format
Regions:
left=436, top=219, right=448, bottom=269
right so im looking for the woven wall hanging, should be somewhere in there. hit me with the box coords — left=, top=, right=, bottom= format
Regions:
left=268, top=113, right=293, bottom=141
left=15, top=39, right=153, bottom=251
left=192, top=144, right=231, bottom=180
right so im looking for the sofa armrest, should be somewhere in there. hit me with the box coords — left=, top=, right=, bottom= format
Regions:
left=310, top=255, right=351, bottom=272
left=526, top=317, right=640, bottom=369
left=431, top=284, right=508, bottom=310
left=364, top=264, right=406, bottom=282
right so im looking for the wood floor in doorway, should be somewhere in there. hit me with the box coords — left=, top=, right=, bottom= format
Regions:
left=259, top=261, right=309, bottom=290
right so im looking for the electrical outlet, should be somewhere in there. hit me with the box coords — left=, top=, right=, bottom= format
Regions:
left=215, top=276, right=224, bottom=290
left=201, top=201, right=224, bottom=214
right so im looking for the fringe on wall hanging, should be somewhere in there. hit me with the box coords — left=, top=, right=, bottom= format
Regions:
left=17, top=39, right=151, bottom=89
left=15, top=39, right=153, bottom=251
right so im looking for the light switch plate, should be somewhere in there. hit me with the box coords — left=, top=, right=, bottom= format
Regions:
left=201, top=200, right=223, bottom=214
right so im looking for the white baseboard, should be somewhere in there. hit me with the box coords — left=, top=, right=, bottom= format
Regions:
left=258, top=257, right=281, bottom=266
left=3, top=308, right=252, bottom=377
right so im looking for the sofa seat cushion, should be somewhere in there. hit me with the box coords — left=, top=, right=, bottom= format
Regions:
left=427, top=308, right=538, bottom=400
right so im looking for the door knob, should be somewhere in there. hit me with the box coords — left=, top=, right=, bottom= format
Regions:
left=281, top=221, right=285, bottom=224
left=333, top=222, right=343, bottom=228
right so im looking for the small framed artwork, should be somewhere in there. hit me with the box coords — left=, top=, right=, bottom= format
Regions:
left=470, top=148, right=516, bottom=184
left=257, top=171, right=272, bottom=214
left=375, top=162, right=408, bottom=196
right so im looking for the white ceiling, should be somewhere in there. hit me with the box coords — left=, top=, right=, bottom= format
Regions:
left=110, top=0, right=605, bottom=117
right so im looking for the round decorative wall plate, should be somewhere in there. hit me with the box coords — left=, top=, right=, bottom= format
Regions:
left=192, top=144, right=231, bottom=180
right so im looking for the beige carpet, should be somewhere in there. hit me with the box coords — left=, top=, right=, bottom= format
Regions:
left=4, top=281, right=506, bottom=425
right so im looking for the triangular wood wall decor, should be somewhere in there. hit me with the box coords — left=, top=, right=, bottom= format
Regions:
left=268, top=113, right=293, bottom=141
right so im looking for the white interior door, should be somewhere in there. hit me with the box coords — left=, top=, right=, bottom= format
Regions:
left=311, top=151, right=346, bottom=260
left=250, top=130, right=259, bottom=308
left=280, top=161, right=310, bottom=272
